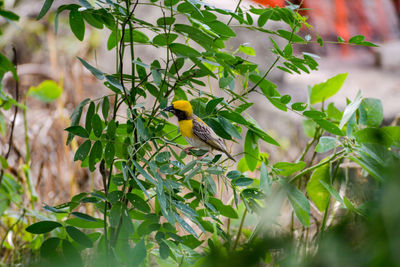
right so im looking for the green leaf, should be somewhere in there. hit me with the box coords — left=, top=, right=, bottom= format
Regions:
left=89, top=140, right=102, bottom=171
left=159, top=241, right=170, bottom=259
left=203, top=118, right=231, bottom=140
left=67, top=98, right=90, bottom=144
left=27, top=80, right=63, bottom=102
left=0, top=53, right=18, bottom=80
left=245, top=130, right=259, bottom=171
left=71, top=211, right=98, bottom=222
left=131, top=239, right=147, bottom=267
left=69, top=9, right=85, bottom=41
left=102, top=96, right=110, bottom=121
left=0, top=10, right=19, bottom=20
left=219, top=110, right=248, bottom=125
left=66, top=226, right=93, bottom=248
left=303, top=110, right=326, bottom=119
left=291, top=102, right=308, bottom=111
left=91, top=114, right=103, bottom=137
left=284, top=182, right=310, bottom=227
left=156, top=16, right=176, bottom=26
left=25, top=221, right=62, bottom=234
left=74, top=140, right=91, bottom=161
left=37, top=0, right=55, bottom=20
left=40, top=237, right=60, bottom=258
left=104, top=142, right=115, bottom=164
left=129, top=30, right=149, bottom=44
left=349, top=35, right=365, bottom=44
left=319, top=180, right=345, bottom=207
left=310, top=73, right=348, bottom=104
left=359, top=98, right=383, bottom=127
left=153, top=33, right=178, bottom=46
left=273, top=161, right=306, bottom=176
left=339, top=90, right=363, bottom=129
left=238, top=44, right=255, bottom=56
left=126, top=193, right=150, bottom=213
left=85, top=101, right=95, bottom=132
left=77, top=57, right=104, bottom=80
left=249, top=74, right=279, bottom=97
left=208, top=197, right=238, bottom=219
left=218, top=116, right=241, bottom=139
left=65, top=126, right=89, bottom=138
left=206, top=98, right=224, bottom=114
left=233, top=177, right=253, bottom=187
left=315, top=119, right=344, bottom=136
left=315, top=136, right=339, bottom=153
left=169, top=43, right=201, bottom=57
left=306, top=164, right=330, bottom=211
left=260, top=162, right=271, bottom=194
left=353, top=127, right=395, bottom=147
left=65, top=218, right=104, bottom=229
left=258, top=9, right=273, bottom=27
left=277, top=29, right=305, bottom=43
left=206, top=21, right=236, bottom=38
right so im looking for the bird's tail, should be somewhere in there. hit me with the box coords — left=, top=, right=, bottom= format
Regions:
left=224, top=151, right=236, bottom=162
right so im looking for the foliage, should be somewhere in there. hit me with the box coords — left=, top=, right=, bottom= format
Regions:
left=0, top=0, right=398, bottom=266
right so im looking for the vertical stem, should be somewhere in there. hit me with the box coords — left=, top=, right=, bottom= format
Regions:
left=232, top=207, right=247, bottom=251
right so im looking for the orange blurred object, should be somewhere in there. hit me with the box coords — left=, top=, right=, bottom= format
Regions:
left=251, top=0, right=285, bottom=7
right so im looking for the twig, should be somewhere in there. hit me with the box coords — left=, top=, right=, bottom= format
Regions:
left=232, top=207, right=247, bottom=251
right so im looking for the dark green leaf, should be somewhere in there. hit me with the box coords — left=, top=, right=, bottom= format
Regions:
left=127, top=193, right=150, bottom=213
left=26, top=221, right=62, bottom=234
left=303, top=110, right=326, bottom=119
left=218, top=116, right=241, bottom=139
left=0, top=10, right=19, bottom=20
left=67, top=98, right=90, bottom=144
left=206, top=98, right=224, bottom=114
left=206, top=21, right=236, bottom=37
left=203, top=118, right=231, bottom=140
left=284, top=182, right=310, bottom=226
left=153, top=33, right=178, bottom=46
left=66, top=226, right=93, bottom=248
left=85, top=101, right=95, bottom=132
left=245, top=130, right=259, bottom=171
left=104, top=142, right=115, bottom=164
left=37, top=0, right=55, bottom=20
left=65, top=218, right=104, bottom=228
left=315, top=119, right=344, bottom=136
left=40, top=237, right=60, bottom=258
left=169, top=43, right=201, bottom=57
left=74, top=140, right=91, bottom=161
left=71, top=212, right=97, bottom=222
left=77, top=57, right=104, bottom=80
left=208, top=197, right=238, bottom=218
left=349, top=35, right=365, bottom=44
left=65, top=126, right=89, bottom=138
left=91, top=114, right=103, bottom=137
left=89, top=140, right=102, bottom=171
left=69, top=9, right=85, bottom=41
left=159, top=241, right=170, bottom=259
left=291, top=102, right=308, bottom=111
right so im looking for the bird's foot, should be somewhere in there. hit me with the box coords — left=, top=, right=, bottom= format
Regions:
left=184, top=147, right=196, bottom=154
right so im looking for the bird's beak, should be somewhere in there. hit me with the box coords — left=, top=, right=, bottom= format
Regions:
left=163, top=105, right=174, bottom=112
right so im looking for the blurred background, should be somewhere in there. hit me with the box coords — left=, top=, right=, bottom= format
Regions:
left=0, top=0, right=399, bottom=264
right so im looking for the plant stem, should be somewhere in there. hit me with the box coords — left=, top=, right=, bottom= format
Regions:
left=232, top=207, right=247, bottom=251
left=290, top=150, right=347, bottom=183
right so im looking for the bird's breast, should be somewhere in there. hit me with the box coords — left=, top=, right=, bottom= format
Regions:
left=178, top=119, right=194, bottom=138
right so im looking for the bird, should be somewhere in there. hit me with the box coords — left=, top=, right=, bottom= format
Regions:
left=164, top=100, right=236, bottom=161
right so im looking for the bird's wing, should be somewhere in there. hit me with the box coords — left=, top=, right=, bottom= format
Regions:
left=192, top=116, right=227, bottom=152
